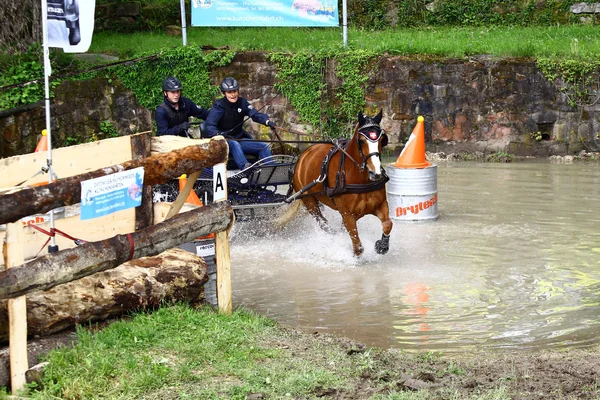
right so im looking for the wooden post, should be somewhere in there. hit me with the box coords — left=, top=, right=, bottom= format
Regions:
left=212, top=162, right=232, bottom=314
left=131, top=132, right=153, bottom=231
left=4, top=223, right=28, bottom=393
left=165, top=170, right=202, bottom=220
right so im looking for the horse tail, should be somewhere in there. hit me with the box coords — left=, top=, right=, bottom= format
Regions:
left=272, top=199, right=302, bottom=231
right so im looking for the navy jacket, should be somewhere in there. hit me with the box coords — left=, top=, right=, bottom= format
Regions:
left=204, top=97, right=269, bottom=139
left=155, top=96, right=210, bottom=136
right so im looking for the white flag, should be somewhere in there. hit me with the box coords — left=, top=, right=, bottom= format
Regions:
left=47, top=0, right=96, bottom=52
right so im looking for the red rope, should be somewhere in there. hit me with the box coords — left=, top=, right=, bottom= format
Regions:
left=28, top=224, right=87, bottom=244
left=27, top=224, right=88, bottom=257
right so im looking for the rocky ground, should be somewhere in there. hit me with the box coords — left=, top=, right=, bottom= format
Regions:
left=265, top=327, right=600, bottom=400
left=426, top=150, right=600, bottom=163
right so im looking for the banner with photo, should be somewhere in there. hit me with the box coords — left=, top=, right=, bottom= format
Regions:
left=80, top=168, right=145, bottom=220
left=47, top=0, right=96, bottom=52
left=191, top=0, right=338, bottom=27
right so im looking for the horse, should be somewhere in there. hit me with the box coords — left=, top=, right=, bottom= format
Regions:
left=287, top=109, right=393, bottom=256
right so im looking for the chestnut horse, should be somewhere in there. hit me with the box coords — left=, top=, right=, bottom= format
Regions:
left=288, top=110, right=393, bottom=256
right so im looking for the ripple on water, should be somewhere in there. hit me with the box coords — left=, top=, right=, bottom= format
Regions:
left=230, top=162, right=600, bottom=353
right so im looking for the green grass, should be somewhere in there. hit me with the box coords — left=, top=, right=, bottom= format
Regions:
left=89, top=25, right=600, bottom=60
left=22, top=304, right=355, bottom=399
left=4, top=303, right=594, bottom=399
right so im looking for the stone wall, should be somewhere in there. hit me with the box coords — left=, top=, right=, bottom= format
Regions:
left=226, top=52, right=600, bottom=157
left=0, top=78, right=152, bottom=158
left=2, top=52, right=599, bottom=158
left=364, top=55, right=600, bottom=156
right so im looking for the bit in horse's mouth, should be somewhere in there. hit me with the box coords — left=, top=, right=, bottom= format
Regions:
left=369, top=171, right=381, bottom=181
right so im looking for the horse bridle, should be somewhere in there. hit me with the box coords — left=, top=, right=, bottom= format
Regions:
left=331, top=123, right=385, bottom=172
left=353, top=122, right=386, bottom=171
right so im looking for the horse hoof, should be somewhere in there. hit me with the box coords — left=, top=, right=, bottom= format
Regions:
left=353, top=244, right=364, bottom=257
left=375, top=240, right=389, bottom=255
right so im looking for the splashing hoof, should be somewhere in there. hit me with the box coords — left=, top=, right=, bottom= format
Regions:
left=375, top=239, right=389, bottom=255
left=353, top=244, right=364, bottom=257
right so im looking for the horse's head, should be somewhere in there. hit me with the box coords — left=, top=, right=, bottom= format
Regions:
left=356, top=109, right=387, bottom=181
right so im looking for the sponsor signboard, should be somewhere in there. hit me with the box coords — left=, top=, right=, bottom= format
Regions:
left=80, top=168, right=144, bottom=220
left=191, top=0, right=338, bottom=27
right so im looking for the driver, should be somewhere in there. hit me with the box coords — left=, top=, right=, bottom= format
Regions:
left=155, top=76, right=210, bottom=137
left=204, top=77, right=276, bottom=170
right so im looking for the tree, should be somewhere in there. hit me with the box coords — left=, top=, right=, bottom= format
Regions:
left=0, top=0, right=41, bottom=54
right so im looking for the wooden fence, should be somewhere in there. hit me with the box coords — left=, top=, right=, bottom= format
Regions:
left=0, top=133, right=233, bottom=393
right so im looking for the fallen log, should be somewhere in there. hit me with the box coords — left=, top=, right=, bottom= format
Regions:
left=0, top=247, right=208, bottom=386
left=0, top=247, right=208, bottom=344
left=0, top=137, right=228, bottom=225
left=0, top=201, right=233, bottom=300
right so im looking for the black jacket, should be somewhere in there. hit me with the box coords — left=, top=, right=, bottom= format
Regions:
left=155, top=96, right=209, bottom=136
left=204, top=97, right=269, bottom=139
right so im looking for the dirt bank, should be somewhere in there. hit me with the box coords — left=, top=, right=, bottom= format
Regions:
left=3, top=321, right=599, bottom=399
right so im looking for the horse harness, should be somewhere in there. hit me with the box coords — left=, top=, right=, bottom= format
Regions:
left=286, top=125, right=389, bottom=203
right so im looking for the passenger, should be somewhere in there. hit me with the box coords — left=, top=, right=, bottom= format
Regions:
left=204, top=77, right=276, bottom=170
left=155, top=76, right=210, bottom=137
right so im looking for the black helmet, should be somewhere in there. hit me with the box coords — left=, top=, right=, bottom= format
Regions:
left=220, top=77, right=239, bottom=92
left=162, top=76, right=182, bottom=92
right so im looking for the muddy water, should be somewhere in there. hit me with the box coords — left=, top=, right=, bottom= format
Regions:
left=230, top=161, right=600, bottom=353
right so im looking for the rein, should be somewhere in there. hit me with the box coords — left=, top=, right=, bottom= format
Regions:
left=332, top=138, right=365, bottom=171
left=274, top=126, right=329, bottom=139
left=236, top=138, right=332, bottom=145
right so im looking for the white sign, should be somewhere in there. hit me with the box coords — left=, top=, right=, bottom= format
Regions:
left=195, top=242, right=215, bottom=257
left=47, top=0, right=96, bottom=52
left=213, top=163, right=227, bottom=202
left=80, top=167, right=145, bottom=220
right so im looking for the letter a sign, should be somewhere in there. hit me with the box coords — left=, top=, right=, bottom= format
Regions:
left=213, top=162, right=227, bottom=202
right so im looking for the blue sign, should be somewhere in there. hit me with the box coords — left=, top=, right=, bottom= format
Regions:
left=80, top=167, right=144, bottom=220
left=191, top=0, right=338, bottom=27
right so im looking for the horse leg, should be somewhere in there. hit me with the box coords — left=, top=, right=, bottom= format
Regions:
left=374, top=205, right=393, bottom=255
left=340, top=212, right=363, bottom=256
left=301, top=197, right=331, bottom=232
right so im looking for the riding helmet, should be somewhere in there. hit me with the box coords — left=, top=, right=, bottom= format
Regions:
left=220, top=77, right=239, bottom=92
left=162, top=77, right=183, bottom=92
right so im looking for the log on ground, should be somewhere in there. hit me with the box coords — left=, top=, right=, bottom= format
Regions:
left=0, top=247, right=208, bottom=343
left=0, top=201, right=233, bottom=300
left=0, top=247, right=208, bottom=386
left=0, top=137, right=228, bottom=225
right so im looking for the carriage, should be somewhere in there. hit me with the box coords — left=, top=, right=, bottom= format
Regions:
left=152, top=154, right=298, bottom=221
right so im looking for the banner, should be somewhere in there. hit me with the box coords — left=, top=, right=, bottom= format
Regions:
left=80, top=168, right=144, bottom=220
left=191, top=0, right=338, bottom=27
left=47, top=0, right=96, bottom=52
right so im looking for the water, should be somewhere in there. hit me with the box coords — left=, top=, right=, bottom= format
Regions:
left=230, top=161, right=600, bottom=353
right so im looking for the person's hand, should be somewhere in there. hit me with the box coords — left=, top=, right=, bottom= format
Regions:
left=266, top=120, right=276, bottom=129
left=179, top=122, right=190, bottom=132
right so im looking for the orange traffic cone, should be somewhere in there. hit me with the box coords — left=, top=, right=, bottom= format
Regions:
left=394, top=116, right=431, bottom=168
left=179, top=174, right=214, bottom=239
left=35, top=129, right=48, bottom=152
left=179, top=174, right=203, bottom=206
